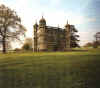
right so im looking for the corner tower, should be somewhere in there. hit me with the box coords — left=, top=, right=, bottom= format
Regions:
left=65, top=20, right=71, bottom=50
left=38, top=16, right=47, bottom=51
left=33, top=21, right=38, bottom=52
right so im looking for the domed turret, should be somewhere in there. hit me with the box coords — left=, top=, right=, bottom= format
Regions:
left=39, top=16, right=46, bottom=26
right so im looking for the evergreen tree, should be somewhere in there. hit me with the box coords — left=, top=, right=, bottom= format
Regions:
left=70, top=25, right=80, bottom=48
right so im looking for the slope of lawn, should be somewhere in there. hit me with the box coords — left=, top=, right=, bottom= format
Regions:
left=0, top=48, right=100, bottom=88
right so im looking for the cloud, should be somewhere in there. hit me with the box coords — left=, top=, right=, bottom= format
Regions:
left=42, top=11, right=85, bottom=28
left=83, top=17, right=97, bottom=23
left=87, top=18, right=96, bottom=22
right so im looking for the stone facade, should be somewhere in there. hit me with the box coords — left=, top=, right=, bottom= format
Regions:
left=33, top=16, right=73, bottom=52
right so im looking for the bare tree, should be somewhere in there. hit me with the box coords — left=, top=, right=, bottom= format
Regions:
left=94, top=32, right=100, bottom=48
left=0, top=4, right=26, bottom=53
left=94, top=32, right=100, bottom=42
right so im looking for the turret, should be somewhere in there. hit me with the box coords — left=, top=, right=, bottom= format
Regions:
left=34, top=21, right=38, bottom=30
left=65, top=20, right=71, bottom=50
left=38, top=16, right=47, bottom=51
left=33, top=22, right=38, bottom=52
left=39, top=16, right=46, bottom=26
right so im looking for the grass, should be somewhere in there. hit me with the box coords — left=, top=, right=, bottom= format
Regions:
left=0, top=48, right=100, bottom=88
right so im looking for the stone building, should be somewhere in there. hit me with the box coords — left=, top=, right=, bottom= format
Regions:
left=33, top=16, right=77, bottom=52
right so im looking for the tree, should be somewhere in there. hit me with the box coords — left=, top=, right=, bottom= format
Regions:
left=93, top=41, right=99, bottom=48
left=84, top=42, right=93, bottom=47
left=0, top=4, right=26, bottom=53
left=22, top=38, right=32, bottom=50
left=5, top=41, right=12, bottom=50
left=94, top=32, right=100, bottom=48
left=22, top=43, right=31, bottom=50
left=70, top=25, right=80, bottom=48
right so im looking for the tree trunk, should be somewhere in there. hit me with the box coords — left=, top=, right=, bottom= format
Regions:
left=2, top=37, right=6, bottom=54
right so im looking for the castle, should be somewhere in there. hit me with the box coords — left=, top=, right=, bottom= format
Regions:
left=33, top=16, right=78, bottom=52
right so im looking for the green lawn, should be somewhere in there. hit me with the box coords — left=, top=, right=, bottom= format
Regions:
left=0, top=48, right=100, bottom=88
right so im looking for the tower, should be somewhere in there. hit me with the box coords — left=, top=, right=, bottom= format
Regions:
left=65, top=20, right=71, bottom=50
left=38, top=16, right=47, bottom=51
left=33, top=21, right=38, bottom=52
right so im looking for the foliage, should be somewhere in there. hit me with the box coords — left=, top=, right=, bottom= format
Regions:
left=84, top=42, right=93, bottom=47
left=22, top=38, right=32, bottom=50
left=22, top=43, right=31, bottom=50
left=0, top=4, right=26, bottom=53
left=84, top=41, right=100, bottom=48
left=94, top=32, right=100, bottom=48
left=93, top=41, right=100, bottom=48
left=70, top=25, right=80, bottom=48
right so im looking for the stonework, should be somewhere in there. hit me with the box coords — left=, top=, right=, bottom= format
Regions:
left=33, top=17, right=74, bottom=52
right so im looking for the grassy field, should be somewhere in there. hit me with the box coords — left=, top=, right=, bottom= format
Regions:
left=0, top=48, right=100, bottom=88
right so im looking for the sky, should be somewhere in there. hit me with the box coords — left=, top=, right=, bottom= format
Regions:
left=0, top=0, right=100, bottom=46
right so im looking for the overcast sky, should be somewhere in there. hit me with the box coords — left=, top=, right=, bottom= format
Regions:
left=0, top=0, right=100, bottom=46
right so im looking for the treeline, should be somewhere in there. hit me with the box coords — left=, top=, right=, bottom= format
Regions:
left=84, top=32, right=100, bottom=48
left=84, top=41, right=100, bottom=48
